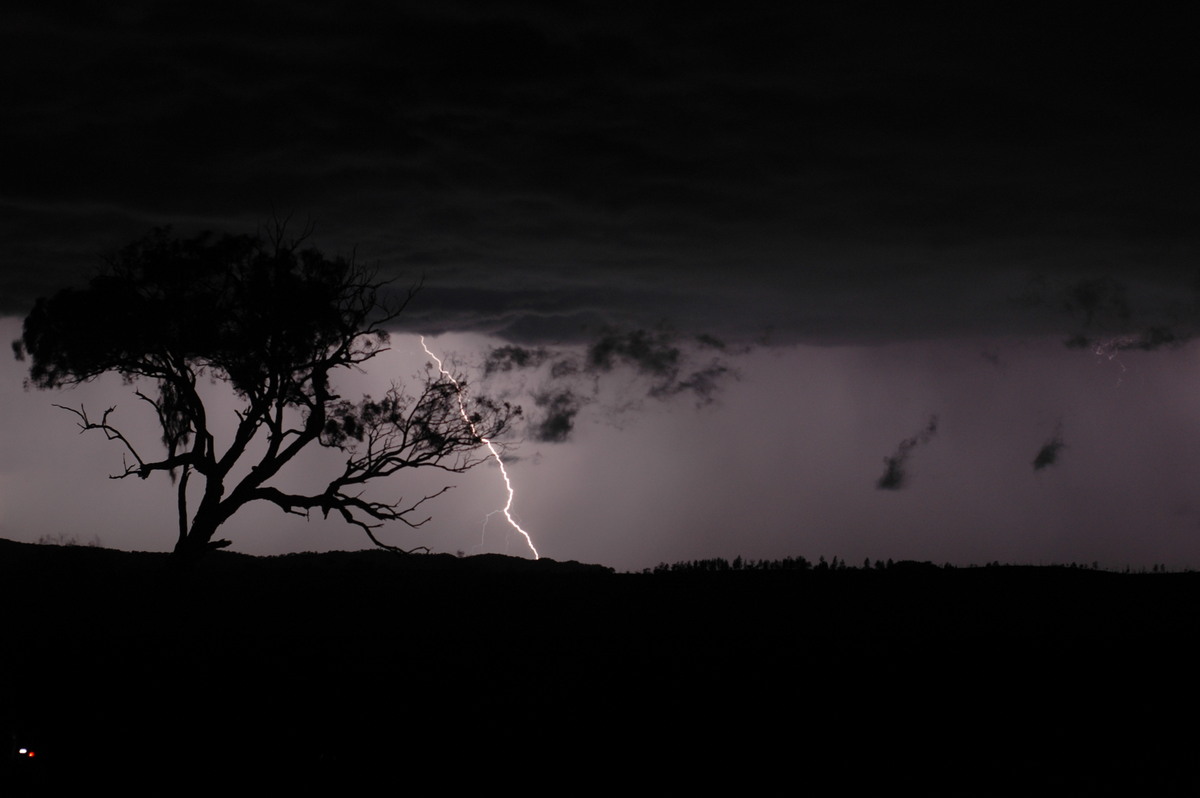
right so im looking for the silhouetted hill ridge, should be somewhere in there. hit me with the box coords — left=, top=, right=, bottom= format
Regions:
left=4, top=538, right=1199, bottom=793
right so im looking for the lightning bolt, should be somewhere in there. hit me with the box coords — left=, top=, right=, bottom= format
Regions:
left=421, top=336, right=540, bottom=559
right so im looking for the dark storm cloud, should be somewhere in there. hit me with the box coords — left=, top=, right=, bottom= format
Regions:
left=1063, top=277, right=1133, bottom=329
left=1064, top=327, right=1183, bottom=355
left=877, top=415, right=939, bottom=491
left=1054, top=275, right=1195, bottom=353
left=1017, top=271, right=1199, bottom=356
left=587, top=329, right=680, bottom=377
left=649, top=362, right=732, bottom=406
left=483, top=345, right=551, bottom=376
left=394, top=284, right=680, bottom=344
left=4, top=5, right=1200, bottom=344
left=549, top=358, right=579, bottom=379
left=576, top=328, right=735, bottom=405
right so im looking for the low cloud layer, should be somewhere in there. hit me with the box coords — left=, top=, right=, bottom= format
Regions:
left=3, top=7, right=1200, bottom=348
left=1015, top=275, right=1200, bottom=355
left=479, top=328, right=738, bottom=442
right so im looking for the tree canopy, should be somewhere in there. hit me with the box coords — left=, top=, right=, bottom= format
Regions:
left=15, top=225, right=518, bottom=560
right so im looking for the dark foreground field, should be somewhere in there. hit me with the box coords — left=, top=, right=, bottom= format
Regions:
left=3, top=539, right=1198, bottom=794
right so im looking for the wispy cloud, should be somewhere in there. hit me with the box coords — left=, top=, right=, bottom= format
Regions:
left=877, top=415, right=939, bottom=490
left=530, top=388, right=586, bottom=443
left=479, top=327, right=739, bottom=442
left=1033, top=424, right=1066, bottom=471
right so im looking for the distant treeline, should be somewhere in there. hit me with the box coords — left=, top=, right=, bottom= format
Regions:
left=647, top=555, right=914, bottom=573
left=644, top=556, right=1181, bottom=574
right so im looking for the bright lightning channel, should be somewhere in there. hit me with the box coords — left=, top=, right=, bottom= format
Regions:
left=420, top=336, right=540, bottom=559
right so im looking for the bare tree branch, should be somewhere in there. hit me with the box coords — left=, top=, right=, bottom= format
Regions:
left=55, top=404, right=195, bottom=480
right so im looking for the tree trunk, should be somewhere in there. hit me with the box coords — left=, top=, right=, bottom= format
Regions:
left=171, top=516, right=232, bottom=564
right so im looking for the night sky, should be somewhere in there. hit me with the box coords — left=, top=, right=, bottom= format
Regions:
left=3, top=4, right=1200, bottom=571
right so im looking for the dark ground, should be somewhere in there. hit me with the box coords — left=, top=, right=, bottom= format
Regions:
left=2, top=539, right=1198, bottom=794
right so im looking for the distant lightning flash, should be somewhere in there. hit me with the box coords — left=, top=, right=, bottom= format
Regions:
left=1091, top=335, right=1136, bottom=386
left=421, top=336, right=540, bottom=559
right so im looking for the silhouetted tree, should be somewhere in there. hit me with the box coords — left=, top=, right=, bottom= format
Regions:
left=15, top=225, right=518, bottom=561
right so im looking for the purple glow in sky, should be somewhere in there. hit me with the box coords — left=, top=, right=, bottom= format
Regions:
left=6, top=320, right=1200, bottom=571
left=3, top=5, right=1200, bottom=570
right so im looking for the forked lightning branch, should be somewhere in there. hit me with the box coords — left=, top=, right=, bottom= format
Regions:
left=420, top=336, right=540, bottom=559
